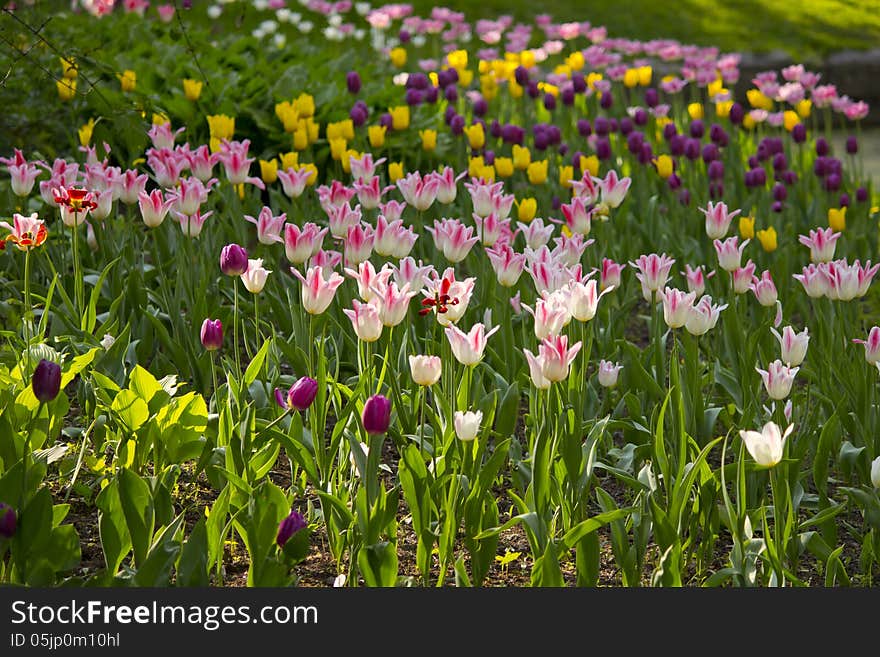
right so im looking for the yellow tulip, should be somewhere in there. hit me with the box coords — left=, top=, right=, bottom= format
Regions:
left=183, top=78, right=203, bottom=102
left=293, top=93, right=315, bottom=118
left=478, top=165, right=495, bottom=182
left=742, top=114, right=757, bottom=130
left=566, top=51, right=585, bottom=71
left=517, top=197, right=537, bottom=222
left=341, top=149, right=361, bottom=174
left=783, top=111, right=800, bottom=132
left=586, top=72, right=603, bottom=90
left=329, top=137, right=348, bottom=161
left=57, top=78, right=76, bottom=101
left=526, top=160, right=548, bottom=185
left=653, top=154, right=673, bottom=179
left=715, top=100, right=733, bottom=118
left=152, top=113, right=169, bottom=126
left=509, top=80, right=524, bottom=99
left=259, top=159, right=278, bottom=184
left=306, top=119, right=319, bottom=144
left=390, top=47, right=407, bottom=68
left=390, top=106, right=410, bottom=130
left=468, top=156, right=485, bottom=179
left=60, top=57, right=77, bottom=79
left=796, top=99, right=812, bottom=119
left=389, top=161, right=404, bottom=182
left=623, top=69, right=639, bottom=89
left=638, top=65, right=653, bottom=86
left=279, top=152, right=298, bottom=171
left=756, top=227, right=777, bottom=252
left=458, top=69, right=473, bottom=87
left=368, top=125, right=387, bottom=149
left=739, top=215, right=756, bottom=240
left=464, top=123, right=485, bottom=150
left=292, top=130, right=309, bottom=151
left=420, top=129, right=437, bottom=152
left=747, top=89, right=773, bottom=110
left=494, top=157, right=514, bottom=178
left=78, top=118, right=95, bottom=147
left=828, top=207, right=846, bottom=232
left=559, top=165, right=574, bottom=189
left=580, top=155, right=599, bottom=177
left=299, top=163, right=318, bottom=186
left=707, top=78, right=725, bottom=99
left=117, top=70, right=137, bottom=92
left=207, top=114, right=235, bottom=140
left=520, top=50, right=535, bottom=68
left=687, top=103, right=704, bottom=120
left=209, top=138, right=221, bottom=153
left=447, top=49, right=468, bottom=71
left=512, top=144, right=531, bottom=171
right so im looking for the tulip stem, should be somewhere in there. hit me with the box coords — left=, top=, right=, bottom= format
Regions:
left=233, top=278, right=241, bottom=377
left=209, top=351, right=218, bottom=408
left=71, top=222, right=82, bottom=325
left=22, top=248, right=32, bottom=379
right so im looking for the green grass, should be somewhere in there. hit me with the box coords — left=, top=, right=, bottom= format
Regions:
left=410, top=0, right=880, bottom=60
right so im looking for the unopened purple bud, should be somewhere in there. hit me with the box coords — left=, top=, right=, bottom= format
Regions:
left=220, top=243, right=248, bottom=276
left=444, top=85, right=458, bottom=102
left=771, top=200, right=784, bottom=213
left=815, top=137, right=829, bottom=156
left=600, top=92, right=613, bottom=109
left=0, top=503, right=16, bottom=538
left=644, top=88, right=659, bottom=108
left=594, top=117, right=609, bottom=136
left=405, top=88, right=423, bottom=106
left=527, top=81, right=540, bottom=98
left=667, top=173, right=681, bottom=190
left=729, top=102, right=744, bottom=124
left=473, top=97, right=488, bottom=116
left=824, top=173, right=842, bottom=192
left=709, top=181, right=724, bottom=199
left=514, top=65, right=529, bottom=86
left=702, top=143, right=719, bottom=163
left=450, top=114, right=465, bottom=135
left=543, top=93, right=556, bottom=111
left=708, top=160, right=724, bottom=180
left=846, top=136, right=858, bottom=154
left=362, top=394, right=391, bottom=435
left=678, top=188, right=691, bottom=205
left=200, top=319, right=223, bottom=352
left=31, top=358, right=62, bottom=403
left=772, top=153, right=788, bottom=171
left=663, top=123, right=677, bottom=141
left=791, top=123, right=807, bottom=143
left=572, top=75, right=587, bottom=94
left=684, top=139, right=701, bottom=161
left=856, top=186, right=868, bottom=203
left=690, top=120, right=704, bottom=139
left=773, top=182, right=787, bottom=201
left=398, top=29, right=411, bottom=43
left=596, top=137, right=612, bottom=160
left=276, top=510, right=307, bottom=547
left=346, top=71, right=361, bottom=95
left=634, top=108, right=648, bottom=126
left=577, top=119, right=591, bottom=137
left=839, top=193, right=850, bottom=207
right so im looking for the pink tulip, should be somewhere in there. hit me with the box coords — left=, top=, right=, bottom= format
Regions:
left=594, top=169, right=631, bottom=209
left=600, top=258, right=626, bottom=292
left=771, top=326, right=810, bottom=367
left=7, top=156, right=41, bottom=196
left=523, top=296, right=569, bottom=339
left=523, top=349, right=551, bottom=389
left=186, top=145, right=217, bottom=182
left=798, top=227, right=840, bottom=263
left=569, top=278, right=611, bottom=322
left=293, top=265, right=345, bottom=315
left=659, top=287, right=697, bottom=328
left=245, top=206, right=286, bottom=245
left=552, top=233, right=593, bottom=267
left=597, top=360, right=623, bottom=388
left=630, top=253, right=675, bottom=300
left=176, top=209, right=213, bottom=238
left=379, top=200, right=407, bottom=223
left=370, top=278, right=415, bottom=327
left=852, top=326, right=880, bottom=365
left=396, top=171, right=439, bottom=211
left=560, top=196, right=594, bottom=235
left=431, top=166, right=466, bottom=204
left=169, top=176, right=213, bottom=217
left=538, top=334, right=583, bottom=382
left=682, top=264, right=713, bottom=297
left=700, top=201, right=741, bottom=239
left=732, top=260, right=757, bottom=294
left=517, top=217, right=554, bottom=250
left=277, top=167, right=313, bottom=199
left=216, top=139, right=265, bottom=189
left=353, top=176, right=393, bottom=210
left=345, top=260, right=392, bottom=302
left=344, top=299, right=383, bottom=342
left=114, top=169, right=149, bottom=205
left=373, top=214, right=417, bottom=258
left=757, top=359, right=799, bottom=400
left=714, top=236, right=748, bottom=272
left=344, top=223, right=374, bottom=266
left=392, top=257, right=434, bottom=295
left=423, top=267, right=475, bottom=326
left=427, top=218, right=480, bottom=263
left=148, top=122, right=185, bottom=151
left=685, top=295, right=727, bottom=336
left=824, top=259, right=861, bottom=301
left=309, top=249, right=343, bottom=278
left=856, top=260, right=880, bottom=297
left=445, top=322, right=500, bottom=366
left=473, top=212, right=510, bottom=247
left=349, top=153, right=385, bottom=180
left=284, top=222, right=327, bottom=265
left=751, top=270, right=778, bottom=306
left=486, top=243, right=526, bottom=287
left=89, top=188, right=114, bottom=222
left=793, top=263, right=829, bottom=298
left=570, top=172, right=599, bottom=204
left=317, top=180, right=356, bottom=214
left=240, top=258, right=272, bottom=294
left=464, top=178, right=504, bottom=217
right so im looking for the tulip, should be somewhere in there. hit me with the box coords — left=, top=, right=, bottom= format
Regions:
left=362, top=394, right=391, bottom=435
left=486, top=243, right=526, bottom=287
left=396, top=172, right=439, bottom=211
left=278, top=167, right=314, bottom=199
left=852, top=326, right=880, bottom=365
left=629, top=253, right=675, bottom=301
left=771, top=326, right=809, bottom=367
left=176, top=209, right=213, bottom=238
left=31, top=359, right=62, bottom=403
left=343, top=299, right=383, bottom=342
left=594, top=169, right=631, bottom=210
left=740, top=422, right=793, bottom=467
left=293, top=266, right=345, bottom=315
left=422, top=269, right=475, bottom=326
left=244, top=207, right=286, bottom=245
left=426, top=218, right=479, bottom=264
left=701, top=201, right=741, bottom=239
left=714, top=237, right=749, bottom=272
left=276, top=510, right=307, bottom=547
left=682, top=264, right=713, bottom=297
left=872, top=456, right=880, bottom=489
left=284, top=223, right=326, bottom=265
left=220, top=243, right=249, bottom=276
left=274, top=377, right=318, bottom=412
left=757, top=360, right=799, bottom=400
left=518, top=217, right=554, bottom=250
left=353, top=176, right=392, bottom=210
left=660, top=287, right=696, bottom=329
left=200, top=318, right=223, bottom=351
left=240, top=258, right=271, bottom=294
left=0, top=213, right=48, bottom=251
left=344, top=223, right=374, bottom=266
left=798, top=227, right=840, bottom=263
left=454, top=410, right=483, bottom=441
left=560, top=196, right=594, bottom=236
left=0, top=502, right=16, bottom=538
left=523, top=297, right=569, bottom=340
left=597, top=360, right=623, bottom=388
left=793, top=264, right=829, bottom=298
left=539, top=334, right=583, bottom=382
left=409, top=355, right=442, bottom=386
left=600, top=258, right=626, bottom=292
left=751, top=270, right=778, bottom=306
left=445, top=323, right=499, bottom=366
left=523, top=349, right=551, bottom=390
left=370, top=279, right=415, bottom=327
left=685, top=295, right=727, bottom=336
left=569, top=279, right=611, bottom=322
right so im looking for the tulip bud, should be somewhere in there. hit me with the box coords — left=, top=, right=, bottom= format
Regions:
left=872, top=455, right=880, bottom=489
left=220, top=243, right=248, bottom=276
left=597, top=360, right=622, bottom=388
left=362, top=394, right=391, bottom=435
left=200, top=318, right=223, bottom=351
left=346, top=71, right=362, bottom=95
left=31, top=359, right=61, bottom=403
left=408, top=355, right=442, bottom=386
left=275, top=376, right=318, bottom=412
left=276, top=510, right=307, bottom=547
left=0, top=502, right=16, bottom=538
left=454, top=410, right=482, bottom=441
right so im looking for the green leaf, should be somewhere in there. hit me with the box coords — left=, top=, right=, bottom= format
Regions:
left=111, top=389, right=150, bottom=433
left=244, top=337, right=272, bottom=388
left=82, top=257, right=120, bottom=333
left=560, top=507, right=635, bottom=550
left=96, top=479, right=131, bottom=574
left=118, top=468, right=155, bottom=568
left=358, top=541, right=398, bottom=587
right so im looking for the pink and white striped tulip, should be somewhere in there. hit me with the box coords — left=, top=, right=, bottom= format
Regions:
left=148, top=122, right=184, bottom=151
left=798, top=227, right=840, bottom=263
left=186, top=145, right=217, bottom=182
left=345, top=260, right=392, bottom=302
left=378, top=200, right=407, bottom=223
left=682, top=264, right=713, bottom=297
left=751, top=270, right=778, bottom=306
left=660, top=287, right=697, bottom=328
left=327, top=203, right=362, bottom=239
left=284, top=222, right=327, bottom=264
left=852, top=326, right=880, bottom=365
left=432, top=167, right=466, bottom=204
left=474, top=212, right=510, bottom=247
left=598, top=360, right=623, bottom=388
left=392, top=257, right=434, bottom=295
left=344, top=223, right=374, bottom=266
left=8, top=160, right=41, bottom=197
left=169, top=176, right=213, bottom=216
left=600, top=258, right=626, bottom=292
left=539, top=334, right=583, bottom=382
left=771, top=326, right=810, bottom=367
left=552, top=233, right=594, bottom=267
left=793, top=263, right=829, bottom=298
left=89, top=188, right=114, bottom=222
left=486, top=243, right=526, bottom=287
left=757, top=359, right=799, bottom=400
left=373, top=215, right=417, bottom=258
left=245, top=206, right=286, bottom=245
left=570, top=172, right=599, bottom=204
left=518, top=217, right=554, bottom=250
left=293, top=265, right=345, bottom=315
left=560, top=196, right=594, bottom=235
left=278, top=167, right=313, bottom=199
left=349, top=153, right=385, bottom=180
left=445, top=322, right=499, bottom=366
left=344, top=299, right=383, bottom=342
left=569, top=279, right=611, bottom=322
left=700, top=201, right=741, bottom=239
left=370, top=278, right=415, bottom=327
left=594, top=169, right=631, bottom=209
left=685, top=295, right=727, bottom=336
left=114, top=169, right=149, bottom=205
left=353, top=176, right=393, bottom=210
left=732, top=260, right=757, bottom=294
left=240, top=258, right=272, bottom=294
left=630, top=253, right=675, bottom=300
left=464, top=178, right=504, bottom=217
left=523, top=295, right=570, bottom=339
left=427, top=218, right=479, bottom=263
left=216, top=139, right=265, bottom=189
left=396, top=171, right=439, bottom=211
left=714, top=237, right=748, bottom=272
left=523, top=349, right=551, bottom=390
left=317, top=180, right=356, bottom=214
left=309, top=249, right=343, bottom=279
left=176, top=209, right=212, bottom=238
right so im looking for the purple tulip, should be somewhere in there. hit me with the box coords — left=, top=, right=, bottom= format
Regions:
left=791, top=123, right=807, bottom=143
left=729, top=102, right=745, bottom=124
left=514, top=65, right=529, bottom=86
left=543, top=93, right=556, bottom=111
left=534, top=130, right=550, bottom=150
left=31, top=359, right=61, bottom=403
left=200, top=318, right=223, bottom=352
left=561, top=87, right=575, bottom=106
left=483, top=150, right=496, bottom=165
left=473, top=97, right=488, bottom=116
left=379, top=113, right=393, bottom=129
left=627, top=132, right=644, bottom=155
left=557, top=144, right=568, bottom=157
left=702, top=143, right=719, bottom=163
left=0, top=503, right=16, bottom=538
left=220, top=243, right=248, bottom=276
left=670, top=135, right=685, bottom=157
left=398, top=29, right=411, bottom=43
left=405, top=88, right=423, bottom=106
left=747, top=155, right=760, bottom=169
left=608, top=118, right=619, bottom=134
left=594, top=117, right=609, bottom=136
left=407, top=73, right=429, bottom=90
left=757, top=142, right=769, bottom=161
left=678, top=188, right=691, bottom=205
left=815, top=137, right=829, bottom=156
left=846, top=136, right=858, bottom=154
left=709, top=123, right=725, bottom=144
left=489, top=119, right=502, bottom=138
left=444, top=106, right=457, bottom=125
left=856, top=187, right=868, bottom=203
left=600, top=91, right=613, bottom=109
left=633, top=108, right=648, bottom=126
left=824, top=173, right=842, bottom=192
left=572, top=75, right=587, bottom=94
left=346, top=71, right=361, bottom=95
left=424, top=86, right=438, bottom=104
left=667, top=173, right=681, bottom=190
left=276, top=510, right=307, bottom=548
left=752, top=167, right=767, bottom=186
left=644, top=88, right=659, bottom=108
left=772, top=153, right=788, bottom=171
left=773, top=182, right=787, bottom=201
left=450, top=114, right=465, bottom=135
left=814, top=157, right=828, bottom=177
left=638, top=143, right=653, bottom=165
left=839, top=193, right=850, bottom=207
left=709, top=181, right=724, bottom=199
left=690, top=119, right=704, bottom=139
left=663, top=123, right=677, bottom=141
left=362, top=394, right=391, bottom=435
left=527, top=81, right=540, bottom=99
left=501, top=124, right=524, bottom=144
left=596, top=137, right=612, bottom=160
left=771, top=200, right=784, bottom=213
left=444, top=85, right=458, bottom=102
left=708, top=160, right=724, bottom=180
left=684, top=139, right=701, bottom=161
left=275, top=376, right=318, bottom=412
left=619, top=117, right=633, bottom=136
left=783, top=170, right=798, bottom=186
